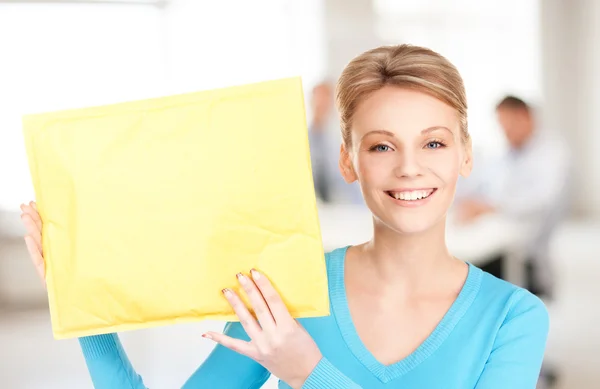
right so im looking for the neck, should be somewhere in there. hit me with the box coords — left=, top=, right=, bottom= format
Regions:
left=356, top=216, right=458, bottom=295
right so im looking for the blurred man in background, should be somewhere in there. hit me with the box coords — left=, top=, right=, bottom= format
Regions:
left=308, top=81, right=363, bottom=205
left=455, top=96, right=572, bottom=298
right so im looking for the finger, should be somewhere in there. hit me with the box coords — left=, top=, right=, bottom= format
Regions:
left=236, top=273, right=276, bottom=331
left=21, top=211, right=40, bottom=238
left=25, top=236, right=45, bottom=285
left=20, top=205, right=41, bottom=232
left=251, top=269, right=293, bottom=325
left=222, top=288, right=263, bottom=338
left=203, top=331, right=257, bottom=360
left=21, top=203, right=42, bottom=231
left=21, top=214, right=42, bottom=252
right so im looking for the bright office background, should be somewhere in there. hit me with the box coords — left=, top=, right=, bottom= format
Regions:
left=0, top=0, right=545, bottom=209
left=0, top=1, right=598, bottom=388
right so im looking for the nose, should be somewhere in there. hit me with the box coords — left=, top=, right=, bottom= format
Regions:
left=393, top=149, right=423, bottom=178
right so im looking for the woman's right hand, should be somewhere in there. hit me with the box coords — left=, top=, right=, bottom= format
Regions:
left=20, top=201, right=45, bottom=287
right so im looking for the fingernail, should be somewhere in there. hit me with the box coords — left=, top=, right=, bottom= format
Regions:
left=222, top=288, right=232, bottom=298
left=202, top=333, right=213, bottom=340
left=250, top=269, right=260, bottom=280
left=236, top=273, right=248, bottom=285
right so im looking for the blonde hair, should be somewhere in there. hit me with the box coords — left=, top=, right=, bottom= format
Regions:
left=336, top=44, right=469, bottom=146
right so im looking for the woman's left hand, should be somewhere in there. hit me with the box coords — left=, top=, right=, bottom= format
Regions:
left=203, top=269, right=322, bottom=389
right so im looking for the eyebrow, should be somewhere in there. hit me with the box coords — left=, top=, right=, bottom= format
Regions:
left=421, top=126, right=453, bottom=135
left=360, top=126, right=453, bottom=141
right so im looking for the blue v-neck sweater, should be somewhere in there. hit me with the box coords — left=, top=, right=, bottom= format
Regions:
left=79, top=246, right=549, bottom=388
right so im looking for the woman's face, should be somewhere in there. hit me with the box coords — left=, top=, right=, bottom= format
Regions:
left=340, top=86, right=472, bottom=235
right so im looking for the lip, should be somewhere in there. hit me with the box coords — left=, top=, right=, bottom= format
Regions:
left=385, top=188, right=437, bottom=208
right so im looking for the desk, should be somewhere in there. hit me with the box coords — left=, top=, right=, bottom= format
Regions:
left=317, top=204, right=532, bottom=286
left=0, top=206, right=532, bottom=305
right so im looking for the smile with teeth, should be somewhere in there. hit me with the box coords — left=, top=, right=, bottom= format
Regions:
left=387, top=189, right=436, bottom=201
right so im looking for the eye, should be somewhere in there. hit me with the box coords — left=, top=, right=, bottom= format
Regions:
left=425, top=141, right=445, bottom=149
left=370, top=144, right=392, bottom=152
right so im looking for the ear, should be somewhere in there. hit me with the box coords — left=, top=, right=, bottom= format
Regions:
left=460, top=137, right=473, bottom=178
left=338, top=143, right=358, bottom=183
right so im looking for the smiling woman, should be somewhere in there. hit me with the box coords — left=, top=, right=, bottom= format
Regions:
left=20, top=44, right=548, bottom=389
left=339, top=78, right=472, bottom=234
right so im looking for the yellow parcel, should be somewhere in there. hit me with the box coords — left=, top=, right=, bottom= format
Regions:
left=23, top=77, right=329, bottom=339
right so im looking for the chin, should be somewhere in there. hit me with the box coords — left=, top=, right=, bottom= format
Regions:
left=379, top=213, right=444, bottom=235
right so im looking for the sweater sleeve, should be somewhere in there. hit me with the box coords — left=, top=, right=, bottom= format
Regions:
left=302, top=357, right=363, bottom=388
left=79, top=334, right=147, bottom=389
left=79, top=322, right=270, bottom=389
left=474, top=289, right=550, bottom=388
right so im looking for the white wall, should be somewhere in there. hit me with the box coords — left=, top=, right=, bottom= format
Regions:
left=0, top=0, right=326, bottom=212
left=162, top=0, right=326, bottom=116
left=593, top=3, right=600, bottom=217
left=0, top=2, right=167, bottom=211
left=322, top=0, right=381, bottom=77
left=540, top=0, right=600, bottom=216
